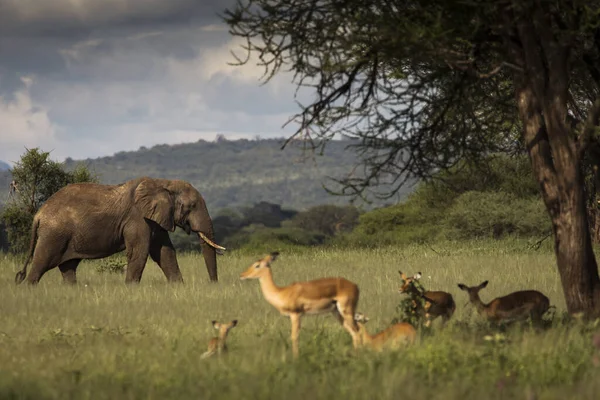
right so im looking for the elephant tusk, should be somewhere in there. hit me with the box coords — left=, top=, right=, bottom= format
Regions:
left=198, top=232, right=226, bottom=251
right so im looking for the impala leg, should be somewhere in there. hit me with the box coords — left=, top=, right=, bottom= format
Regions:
left=336, top=300, right=361, bottom=348
left=290, top=313, right=301, bottom=358
left=424, top=313, right=433, bottom=328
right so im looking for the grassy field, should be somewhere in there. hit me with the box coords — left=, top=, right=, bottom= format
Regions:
left=1, top=240, right=599, bottom=399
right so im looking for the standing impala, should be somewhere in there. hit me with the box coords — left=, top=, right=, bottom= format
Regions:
left=398, top=271, right=456, bottom=327
left=354, top=312, right=416, bottom=351
left=457, top=281, right=551, bottom=324
left=239, top=252, right=361, bottom=358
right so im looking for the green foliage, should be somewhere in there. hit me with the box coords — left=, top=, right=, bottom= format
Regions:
left=225, top=224, right=326, bottom=253
left=0, top=204, right=33, bottom=253
left=413, top=154, right=539, bottom=209
left=393, top=278, right=429, bottom=328
left=291, top=204, right=360, bottom=236
left=94, top=254, right=127, bottom=274
left=339, top=154, right=549, bottom=247
left=445, top=192, right=551, bottom=239
left=0, top=148, right=98, bottom=253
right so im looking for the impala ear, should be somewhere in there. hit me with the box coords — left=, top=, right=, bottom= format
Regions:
left=269, top=251, right=280, bottom=262
left=134, top=179, right=175, bottom=232
left=212, top=320, right=220, bottom=330
left=457, top=283, right=467, bottom=291
left=414, top=272, right=422, bottom=280
left=398, top=270, right=408, bottom=280
left=231, top=320, right=238, bottom=327
left=479, top=280, right=489, bottom=289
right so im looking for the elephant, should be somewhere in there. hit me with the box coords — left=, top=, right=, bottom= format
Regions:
left=14, top=177, right=225, bottom=285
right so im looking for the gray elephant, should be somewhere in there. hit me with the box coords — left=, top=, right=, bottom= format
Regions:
left=14, top=177, right=225, bottom=285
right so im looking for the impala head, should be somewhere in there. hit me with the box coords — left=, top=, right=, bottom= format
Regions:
left=354, top=312, right=370, bottom=324
left=457, top=280, right=489, bottom=302
left=239, top=252, right=279, bottom=280
left=398, top=270, right=423, bottom=294
left=212, top=319, right=238, bottom=336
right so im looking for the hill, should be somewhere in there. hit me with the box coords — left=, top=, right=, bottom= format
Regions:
left=0, top=138, right=416, bottom=211
left=0, top=161, right=9, bottom=171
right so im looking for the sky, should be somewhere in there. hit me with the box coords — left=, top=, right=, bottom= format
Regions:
left=0, top=0, right=305, bottom=165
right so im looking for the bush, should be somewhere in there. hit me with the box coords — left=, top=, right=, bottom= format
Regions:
left=291, top=204, right=360, bottom=236
left=95, top=254, right=127, bottom=274
left=335, top=198, right=443, bottom=247
left=225, top=224, right=326, bottom=251
left=444, top=191, right=551, bottom=239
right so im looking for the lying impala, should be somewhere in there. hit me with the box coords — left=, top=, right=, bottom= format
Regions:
left=398, top=271, right=456, bottom=327
left=354, top=312, right=416, bottom=351
left=240, top=252, right=361, bottom=358
left=457, top=281, right=551, bottom=324
left=200, top=319, right=239, bottom=359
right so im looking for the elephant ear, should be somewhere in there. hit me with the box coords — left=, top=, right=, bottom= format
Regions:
left=134, top=179, right=175, bottom=232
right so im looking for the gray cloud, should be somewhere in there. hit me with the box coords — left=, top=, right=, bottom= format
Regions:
left=0, top=0, right=235, bottom=37
left=0, top=0, right=303, bottom=166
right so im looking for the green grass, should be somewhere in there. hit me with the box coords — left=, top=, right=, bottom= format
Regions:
left=1, top=240, right=599, bottom=399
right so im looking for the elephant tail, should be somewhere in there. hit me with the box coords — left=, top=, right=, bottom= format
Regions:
left=15, top=217, right=40, bottom=284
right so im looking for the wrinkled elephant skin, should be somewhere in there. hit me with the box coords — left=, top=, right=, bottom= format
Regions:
left=14, top=177, right=225, bottom=285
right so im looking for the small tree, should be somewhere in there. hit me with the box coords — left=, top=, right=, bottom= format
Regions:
left=291, top=204, right=360, bottom=236
left=0, top=148, right=98, bottom=253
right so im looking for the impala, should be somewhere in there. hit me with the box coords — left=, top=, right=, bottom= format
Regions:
left=398, top=271, right=456, bottom=327
left=457, top=281, right=551, bottom=324
left=200, top=319, right=238, bottom=359
left=354, top=312, right=416, bottom=351
left=239, top=252, right=361, bottom=358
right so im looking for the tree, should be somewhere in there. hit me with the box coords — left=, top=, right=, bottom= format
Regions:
left=0, top=148, right=98, bottom=253
left=292, top=204, right=360, bottom=236
left=222, top=0, right=600, bottom=316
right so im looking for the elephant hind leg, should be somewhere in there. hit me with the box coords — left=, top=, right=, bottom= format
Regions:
left=26, top=250, right=61, bottom=284
left=59, top=259, right=81, bottom=284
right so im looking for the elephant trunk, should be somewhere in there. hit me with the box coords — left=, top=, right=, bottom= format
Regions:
left=196, top=221, right=223, bottom=283
left=200, top=240, right=218, bottom=282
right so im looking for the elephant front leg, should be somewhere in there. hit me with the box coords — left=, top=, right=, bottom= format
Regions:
left=149, top=229, right=184, bottom=283
left=124, top=227, right=151, bottom=284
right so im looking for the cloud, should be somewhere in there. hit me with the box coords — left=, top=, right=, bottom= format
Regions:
left=0, top=0, right=309, bottom=166
left=0, top=76, right=63, bottom=164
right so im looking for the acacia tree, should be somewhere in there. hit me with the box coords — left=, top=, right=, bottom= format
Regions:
left=223, top=0, right=600, bottom=316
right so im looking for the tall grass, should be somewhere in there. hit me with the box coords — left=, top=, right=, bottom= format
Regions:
left=1, top=240, right=599, bottom=399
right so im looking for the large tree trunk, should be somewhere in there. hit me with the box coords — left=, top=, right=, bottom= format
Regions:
left=515, top=73, right=600, bottom=317
left=509, top=3, right=600, bottom=317
left=552, top=169, right=600, bottom=315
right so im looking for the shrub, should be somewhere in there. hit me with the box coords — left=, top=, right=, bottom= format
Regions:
left=225, top=225, right=326, bottom=251
left=291, top=204, right=360, bottom=236
left=444, top=191, right=551, bottom=239
left=95, top=254, right=127, bottom=274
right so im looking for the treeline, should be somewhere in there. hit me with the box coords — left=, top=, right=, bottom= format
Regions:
left=172, top=154, right=554, bottom=252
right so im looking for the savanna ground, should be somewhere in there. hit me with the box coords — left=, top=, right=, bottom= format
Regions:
left=1, top=240, right=599, bottom=400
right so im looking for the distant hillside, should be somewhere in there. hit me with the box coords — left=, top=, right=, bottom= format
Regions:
left=0, top=138, right=417, bottom=211
left=0, top=161, right=8, bottom=171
